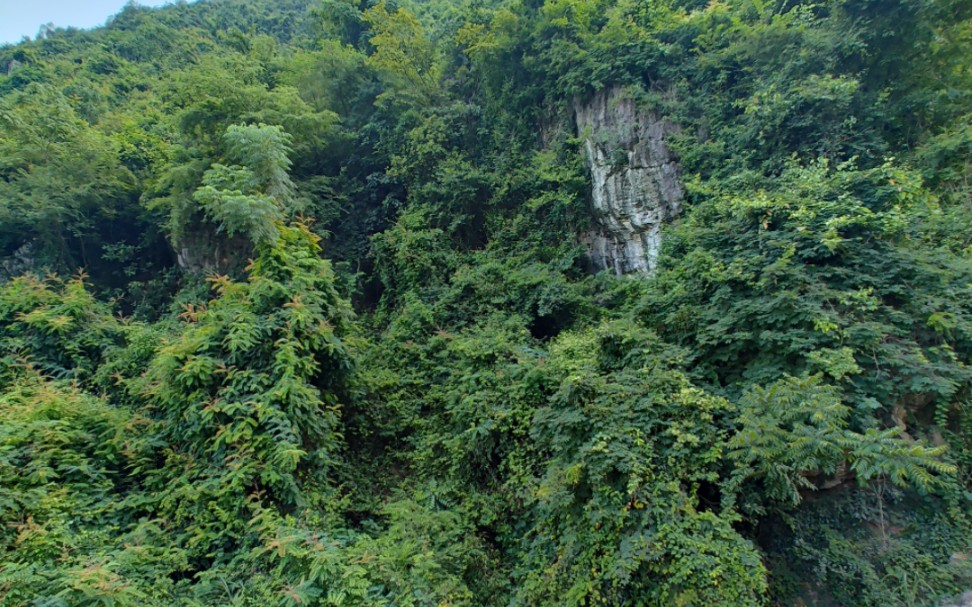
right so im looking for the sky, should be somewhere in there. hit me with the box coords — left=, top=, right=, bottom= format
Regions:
left=0, top=0, right=173, bottom=45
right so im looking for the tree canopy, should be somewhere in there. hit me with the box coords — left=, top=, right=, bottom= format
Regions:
left=1, top=0, right=972, bottom=605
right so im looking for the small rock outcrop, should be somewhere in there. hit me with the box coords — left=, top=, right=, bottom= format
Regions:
left=5, top=58, right=22, bottom=76
left=941, top=591, right=972, bottom=607
left=575, top=88, right=683, bottom=275
left=0, top=241, right=37, bottom=281
left=174, top=226, right=251, bottom=276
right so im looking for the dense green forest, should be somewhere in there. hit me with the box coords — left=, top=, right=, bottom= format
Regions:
left=1, top=0, right=971, bottom=604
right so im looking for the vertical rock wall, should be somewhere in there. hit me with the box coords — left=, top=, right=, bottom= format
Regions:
left=174, top=225, right=252, bottom=276
left=575, top=88, right=683, bottom=275
left=0, top=241, right=37, bottom=281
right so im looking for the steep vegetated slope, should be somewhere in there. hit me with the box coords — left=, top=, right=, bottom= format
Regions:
left=1, top=0, right=971, bottom=605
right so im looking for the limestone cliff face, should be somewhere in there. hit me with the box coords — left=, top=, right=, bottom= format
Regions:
left=0, top=241, right=36, bottom=281
left=174, top=225, right=251, bottom=276
left=574, top=88, right=683, bottom=275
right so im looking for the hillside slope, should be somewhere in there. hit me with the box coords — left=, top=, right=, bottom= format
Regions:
left=1, top=0, right=972, bottom=605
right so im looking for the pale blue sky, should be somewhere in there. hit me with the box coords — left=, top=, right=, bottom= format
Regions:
left=0, top=0, right=174, bottom=45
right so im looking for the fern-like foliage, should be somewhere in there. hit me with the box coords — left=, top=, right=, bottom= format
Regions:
left=192, top=124, right=297, bottom=245
left=0, top=371, right=155, bottom=606
left=728, top=375, right=955, bottom=513
left=142, top=221, right=353, bottom=558
left=0, top=273, right=122, bottom=385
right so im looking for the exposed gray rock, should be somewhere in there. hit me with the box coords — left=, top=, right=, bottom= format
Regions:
left=941, top=591, right=972, bottom=607
left=174, top=226, right=251, bottom=276
left=1, top=241, right=37, bottom=280
left=575, top=87, right=683, bottom=275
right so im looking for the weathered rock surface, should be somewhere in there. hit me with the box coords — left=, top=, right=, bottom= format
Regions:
left=574, top=87, right=683, bottom=275
left=174, top=226, right=251, bottom=276
left=5, top=58, right=22, bottom=76
left=0, top=241, right=37, bottom=281
left=941, top=591, right=972, bottom=607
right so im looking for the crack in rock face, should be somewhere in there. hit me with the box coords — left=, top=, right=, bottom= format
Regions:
left=575, top=88, right=683, bottom=275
